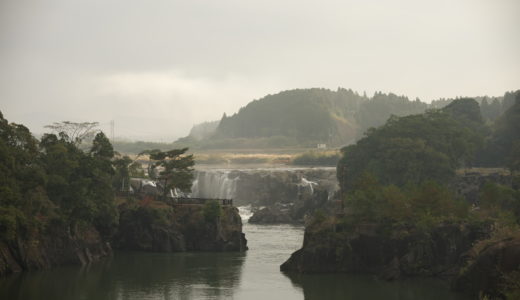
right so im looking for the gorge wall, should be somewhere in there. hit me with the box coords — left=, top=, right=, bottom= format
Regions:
left=115, top=202, right=247, bottom=252
left=0, top=224, right=112, bottom=277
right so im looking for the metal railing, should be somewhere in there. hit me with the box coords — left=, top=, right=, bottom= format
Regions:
left=169, top=197, right=233, bottom=206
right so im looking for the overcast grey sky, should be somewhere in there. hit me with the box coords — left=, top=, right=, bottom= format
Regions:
left=1, top=0, right=519, bottom=141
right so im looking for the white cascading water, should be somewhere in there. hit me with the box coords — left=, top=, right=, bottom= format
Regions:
left=300, top=177, right=317, bottom=194
left=237, top=205, right=253, bottom=222
left=191, top=170, right=253, bottom=221
left=191, top=170, right=239, bottom=199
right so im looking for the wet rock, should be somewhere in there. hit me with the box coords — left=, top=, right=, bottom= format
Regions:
left=248, top=207, right=294, bottom=224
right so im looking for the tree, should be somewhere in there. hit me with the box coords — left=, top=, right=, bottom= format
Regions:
left=148, top=148, right=195, bottom=199
left=90, top=132, right=114, bottom=159
left=486, top=92, right=520, bottom=167
left=39, top=130, right=117, bottom=237
left=44, top=121, right=99, bottom=145
left=337, top=104, right=484, bottom=191
left=112, top=155, right=132, bottom=192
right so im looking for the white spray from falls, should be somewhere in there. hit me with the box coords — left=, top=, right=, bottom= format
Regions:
left=237, top=205, right=253, bottom=222
left=299, top=177, right=317, bottom=195
left=191, top=170, right=239, bottom=199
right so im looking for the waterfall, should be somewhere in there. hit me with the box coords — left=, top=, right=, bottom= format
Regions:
left=300, top=177, right=317, bottom=194
left=237, top=205, right=253, bottom=222
left=191, top=170, right=239, bottom=199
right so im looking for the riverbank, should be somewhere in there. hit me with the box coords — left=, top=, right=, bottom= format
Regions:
left=115, top=199, right=247, bottom=252
left=0, top=224, right=112, bottom=277
left=0, top=213, right=470, bottom=300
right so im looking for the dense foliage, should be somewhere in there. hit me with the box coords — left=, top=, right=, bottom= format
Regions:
left=342, top=173, right=470, bottom=230
left=0, top=111, right=201, bottom=244
left=337, top=99, right=485, bottom=190
left=481, top=95, right=520, bottom=170
left=0, top=112, right=119, bottom=241
left=146, top=148, right=195, bottom=197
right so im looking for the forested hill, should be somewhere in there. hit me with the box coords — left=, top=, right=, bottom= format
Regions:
left=175, top=88, right=429, bottom=149
left=217, top=89, right=364, bottom=145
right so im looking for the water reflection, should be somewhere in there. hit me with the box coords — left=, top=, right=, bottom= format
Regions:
left=0, top=223, right=471, bottom=300
left=0, top=251, right=245, bottom=300
left=283, top=272, right=470, bottom=300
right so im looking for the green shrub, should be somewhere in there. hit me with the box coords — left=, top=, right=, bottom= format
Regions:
left=203, top=200, right=221, bottom=223
left=0, top=207, right=26, bottom=241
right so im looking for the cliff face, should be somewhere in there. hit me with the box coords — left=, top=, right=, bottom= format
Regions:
left=0, top=224, right=111, bottom=277
left=115, top=202, right=247, bottom=252
left=452, top=233, right=520, bottom=298
left=280, top=219, right=489, bottom=280
left=453, top=171, right=512, bottom=204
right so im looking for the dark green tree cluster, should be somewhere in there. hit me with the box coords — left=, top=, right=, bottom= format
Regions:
left=483, top=93, right=520, bottom=171
left=0, top=112, right=47, bottom=240
left=337, top=99, right=484, bottom=191
left=0, top=112, right=118, bottom=241
left=336, top=94, right=520, bottom=232
left=147, top=148, right=195, bottom=198
left=430, top=91, right=517, bottom=123
left=343, top=173, right=469, bottom=232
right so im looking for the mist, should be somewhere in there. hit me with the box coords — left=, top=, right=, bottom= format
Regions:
left=1, top=0, right=519, bottom=141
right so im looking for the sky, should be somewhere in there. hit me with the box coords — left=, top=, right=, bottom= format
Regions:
left=1, top=0, right=519, bottom=141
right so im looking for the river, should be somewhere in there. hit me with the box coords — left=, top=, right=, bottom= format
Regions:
left=0, top=208, right=469, bottom=300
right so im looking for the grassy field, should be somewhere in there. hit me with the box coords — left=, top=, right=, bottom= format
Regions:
left=123, top=148, right=342, bottom=167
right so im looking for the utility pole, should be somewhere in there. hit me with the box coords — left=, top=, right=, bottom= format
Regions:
left=110, top=120, right=115, bottom=141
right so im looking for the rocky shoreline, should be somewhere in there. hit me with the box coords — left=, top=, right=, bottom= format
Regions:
left=115, top=202, right=247, bottom=252
left=0, top=200, right=247, bottom=277
left=280, top=217, right=520, bottom=298
left=0, top=224, right=112, bottom=277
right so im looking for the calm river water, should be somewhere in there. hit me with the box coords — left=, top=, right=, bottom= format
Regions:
left=0, top=211, right=469, bottom=300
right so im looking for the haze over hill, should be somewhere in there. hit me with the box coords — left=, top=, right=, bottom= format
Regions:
left=169, top=88, right=517, bottom=151
left=2, top=0, right=519, bottom=141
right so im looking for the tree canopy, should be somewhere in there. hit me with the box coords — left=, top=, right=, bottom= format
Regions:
left=44, top=121, right=99, bottom=145
left=147, top=148, right=195, bottom=198
left=0, top=112, right=117, bottom=241
left=337, top=99, right=485, bottom=191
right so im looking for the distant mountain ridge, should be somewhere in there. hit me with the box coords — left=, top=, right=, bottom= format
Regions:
left=174, top=88, right=517, bottom=150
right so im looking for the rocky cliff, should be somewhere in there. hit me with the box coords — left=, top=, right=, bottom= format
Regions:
left=280, top=217, right=490, bottom=280
left=453, top=170, right=512, bottom=204
left=0, top=224, right=112, bottom=276
left=115, top=200, right=247, bottom=252
left=452, top=231, right=520, bottom=299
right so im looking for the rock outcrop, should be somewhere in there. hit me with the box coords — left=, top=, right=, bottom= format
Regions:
left=452, top=233, right=520, bottom=298
left=248, top=188, right=331, bottom=224
left=280, top=218, right=490, bottom=280
left=0, top=224, right=112, bottom=276
left=115, top=201, right=247, bottom=252
left=453, top=170, right=512, bottom=204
